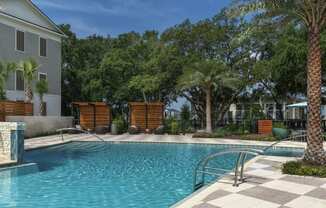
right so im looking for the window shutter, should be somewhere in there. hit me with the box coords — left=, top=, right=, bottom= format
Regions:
left=16, top=31, right=25, bottom=51
left=40, top=38, right=47, bottom=57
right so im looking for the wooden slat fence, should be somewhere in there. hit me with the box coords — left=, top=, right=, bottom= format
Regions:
left=72, top=102, right=111, bottom=131
left=129, top=102, right=164, bottom=132
left=0, top=101, right=33, bottom=121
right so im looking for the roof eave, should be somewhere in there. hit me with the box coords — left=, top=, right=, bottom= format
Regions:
left=0, top=11, right=67, bottom=38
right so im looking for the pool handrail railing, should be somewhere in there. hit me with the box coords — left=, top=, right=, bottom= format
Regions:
left=193, top=148, right=263, bottom=191
left=56, top=128, right=105, bottom=142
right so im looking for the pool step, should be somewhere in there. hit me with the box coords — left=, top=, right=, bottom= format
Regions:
left=194, top=182, right=204, bottom=191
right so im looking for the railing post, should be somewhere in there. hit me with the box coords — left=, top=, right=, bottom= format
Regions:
left=60, top=130, right=64, bottom=141
left=240, top=153, right=247, bottom=182
left=233, top=152, right=242, bottom=187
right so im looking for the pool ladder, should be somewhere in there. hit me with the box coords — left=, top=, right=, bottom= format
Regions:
left=193, top=148, right=263, bottom=191
left=56, top=128, right=105, bottom=142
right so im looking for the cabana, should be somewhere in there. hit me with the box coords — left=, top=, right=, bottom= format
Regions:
left=129, top=102, right=164, bottom=132
left=72, top=102, right=111, bottom=131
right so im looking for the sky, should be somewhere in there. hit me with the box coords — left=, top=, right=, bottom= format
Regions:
left=33, top=0, right=231, bottom=38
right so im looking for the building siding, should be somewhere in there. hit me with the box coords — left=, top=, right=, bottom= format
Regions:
left=0, top=20, right=62, bottom=116
left=0, top=22, right=61, bottom=95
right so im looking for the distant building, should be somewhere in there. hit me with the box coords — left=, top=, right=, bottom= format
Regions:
left=0, top=0, right=65, bottom=115
left=228, top=100, right=326, bottom=123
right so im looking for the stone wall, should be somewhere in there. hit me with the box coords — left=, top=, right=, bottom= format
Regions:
left=5, top=116, right=73, bottom=138
left=0, top=122, right=25, bottom=163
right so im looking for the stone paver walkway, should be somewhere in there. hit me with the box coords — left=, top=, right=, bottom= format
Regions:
left=173, top=156, right=326, bottom=208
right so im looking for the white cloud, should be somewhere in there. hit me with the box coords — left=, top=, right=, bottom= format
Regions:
left=33, top=0, right=180, bottom=18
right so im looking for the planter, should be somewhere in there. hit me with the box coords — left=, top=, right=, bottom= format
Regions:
left=257, top=120, right=273, bottom=134
left=95, top=126, right=109, bottom=134
left=272, top=128, right=289, bottom=140
left=111, top=123, right=118, bottom=135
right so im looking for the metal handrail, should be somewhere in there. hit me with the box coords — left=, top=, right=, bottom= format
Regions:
left=193, top=148, right=263, bottom=191
left=56, top=128, right=105, bottom=142
left=193, top=132, right=312, bottom=191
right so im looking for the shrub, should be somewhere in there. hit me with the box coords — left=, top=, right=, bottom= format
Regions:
left=282, top=161, right=326, bottom=178
left=154, top=125, right=165, bottom=135
left=273, top=121, right=287, bottom=129
left=192, top=132, right=215, bottom=138
left=180, top=104, right=191, bottom=133
left=128, top=125, right=140, bottom=134
left=170, top=120, right=180, bottom=135
left=112, top=116, right=127, bottom=134
left=164, top=117, right=180, bottom=134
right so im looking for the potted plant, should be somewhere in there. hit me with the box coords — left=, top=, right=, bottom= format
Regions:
left=272, top=122, right=290, bottom=140
left=35, top=79, right=48, bottom=116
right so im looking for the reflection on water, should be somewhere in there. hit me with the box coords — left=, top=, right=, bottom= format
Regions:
left=0, top=164, right=39, bottom=207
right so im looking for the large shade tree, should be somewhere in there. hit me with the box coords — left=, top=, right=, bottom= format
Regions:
left=178, top=60, right=237, bottom=133
left=231, top=0, right=326, bottom=164
left=162, top=15, right=252, bottom=127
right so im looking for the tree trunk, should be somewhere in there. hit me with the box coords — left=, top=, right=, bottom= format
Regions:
left=303, top=26, right=326, bottom=165
left=205, top=86, right=212, bottom=133
left=40, top=101, right=46, bottom=116
left=25, top=85, right=33, bottom=102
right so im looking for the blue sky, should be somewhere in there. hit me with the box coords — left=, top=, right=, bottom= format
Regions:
left=33, top=0, right=231, bottom=37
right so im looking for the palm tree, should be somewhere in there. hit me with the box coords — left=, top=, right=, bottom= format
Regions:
left=231, top=0, right=326, bottom=165
left=178, top=60, right=237, bottom=133
left=36, top=79, right=48, bottom=116
left=18, top=59, right=39, bottom=103
left=0, top=62, right=17, bottom=100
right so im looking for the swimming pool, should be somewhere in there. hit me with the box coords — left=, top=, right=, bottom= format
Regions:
left=0, top=142, right=303, bottom=208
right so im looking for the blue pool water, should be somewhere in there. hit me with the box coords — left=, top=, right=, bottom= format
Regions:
left=0, top=142, right=303, bottom=208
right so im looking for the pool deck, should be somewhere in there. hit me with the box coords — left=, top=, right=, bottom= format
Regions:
left=24, top=133, right=310, bottom=150
left=22, top=134, right=326, bottom=208
left=173, top=155, right=326, bottom=208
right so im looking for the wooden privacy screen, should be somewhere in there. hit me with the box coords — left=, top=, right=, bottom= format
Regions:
left=0, top=101, right=33, bottom=121
left=129, top=102, right=164, bottom=131
left=72, top=102, right=111, bottom=131
left=257, top=120, right=273, bottom=134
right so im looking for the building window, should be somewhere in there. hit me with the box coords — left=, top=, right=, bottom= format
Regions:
left=40, top=37, right=47, bottom=57
left=16, top=30, right=25, bottom=52
left=16, top=70, right=24, bottom=91
left=39, top=73, right=47, bottom=81
left=265, top=104, right=274, bottom=119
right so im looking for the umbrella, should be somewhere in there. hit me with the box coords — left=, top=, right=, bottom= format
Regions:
left=286, top=102, right=307, bottom=108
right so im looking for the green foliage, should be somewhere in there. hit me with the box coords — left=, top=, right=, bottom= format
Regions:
left=213, top=124, right=247, bottom=137
left=192, top=130, right=276, bottom=141
left=35, top=80, right=48, bottom=101
left=59, top=24, right=112, bottom=115
left=282, top=161, right=326, bottom=178
left=170, top=121, right=180, bottom=135
left=178, top=60, right=238, bottom=91
left=112, top=116, right=127, bottom=134
left=18, top=58, right=38, bottom=85
left=273, top=122, right=287, bottom=129
left=154, top=126, right=165, bottom=135
left=242, top=105, right=266, bottom=133
left=164, top=117, right=180, bottom=135
left=128, top=126, right=140, bottom=135
left=128, top=74, right=161, bottom=102
left=0, top=62, right=16, bottom=100
left=180, top=104, right=191, bottom=133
